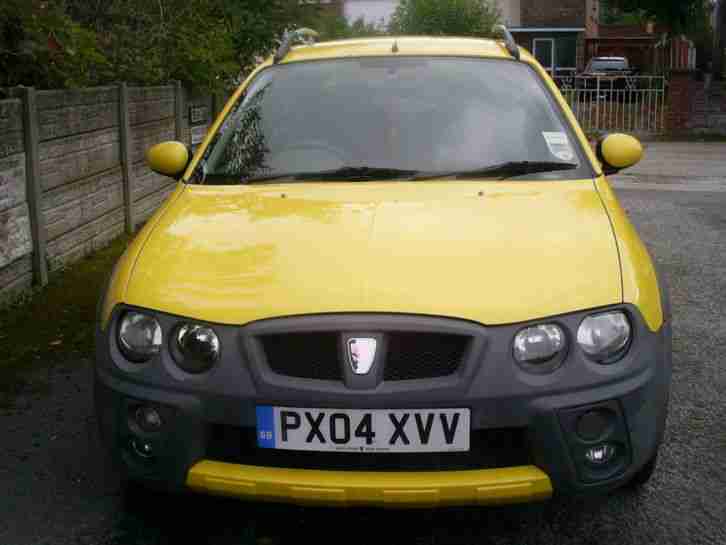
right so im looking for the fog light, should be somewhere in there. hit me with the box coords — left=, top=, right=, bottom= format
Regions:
left=585, top=443, right=617, bottom=466
left=576, top=409, right=613, bottom=441
left=134, top=406, right=163, bottom=432
left=131, top=438, right=154, bottom=459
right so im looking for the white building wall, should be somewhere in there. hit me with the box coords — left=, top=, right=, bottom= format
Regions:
left=495, top=0, right=521, bottom=28
left=343, top=0, right=398, bottom=27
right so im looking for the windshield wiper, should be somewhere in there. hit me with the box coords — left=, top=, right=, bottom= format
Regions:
left=245, top=166, right=419, bottom=184
left=410, top=161, right=579, bottom=181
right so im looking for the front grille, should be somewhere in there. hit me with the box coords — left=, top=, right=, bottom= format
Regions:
left=259, top=331, right=470, bottom=382
left=207, top=425, right=530, bottom=471
left=261, top=333, right=340, bottom=381
left=384, top=332, right=469, bottom=381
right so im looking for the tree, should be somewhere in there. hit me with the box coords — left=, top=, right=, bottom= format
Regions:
left=389, top=0, right=500, bottom=37
left=348, top=16, right=389, bottom=37
left=715, top=0, right=725, bottom=79
left=607, top=0, right=720, bottom=76
left=0, top=0, right=111, bottom=89
left=300, top=13, right=387, bottom=41
left=607, top=0, right=709, bottom=34
left=1, top=0, right=307, bottom=91
left=218, top=0, right=307, bottom=75
left=686, top=1, right=717, bottom=74
left=599, top=0, right=648, bottom=25
left=63, top=0, right=271, bottom=90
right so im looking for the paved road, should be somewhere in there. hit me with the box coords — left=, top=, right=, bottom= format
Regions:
left=2, top=161, right=726, bottom=544
left=628, top=142, right=725, bottom=182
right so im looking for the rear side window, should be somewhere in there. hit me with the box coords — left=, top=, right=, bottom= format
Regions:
left=198, top=57, right=593, bottom=184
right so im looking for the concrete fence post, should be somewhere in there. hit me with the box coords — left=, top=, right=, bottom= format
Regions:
left=16, top=87, right=48, bottom=286
left=118, top=82, right=134, bottom=234
left=174, top=80, right=185, bottom=144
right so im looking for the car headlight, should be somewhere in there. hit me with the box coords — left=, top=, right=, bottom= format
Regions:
left=172, top=324, right=221, bottom=374
left=577, top=311, right=631, bottom=363
left=117, top=312, right=162, bottom=363
left=513, top=324, right=567, bottom=373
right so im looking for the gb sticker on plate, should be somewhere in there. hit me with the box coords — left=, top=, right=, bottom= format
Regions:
left=543, top=132, right=575, bottom=162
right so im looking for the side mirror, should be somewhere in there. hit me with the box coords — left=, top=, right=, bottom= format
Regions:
left=146, top=141, right=190, bottom=178
left=596, top=133, right=643, bottom=175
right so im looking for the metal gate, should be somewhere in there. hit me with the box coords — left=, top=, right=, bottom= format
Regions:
left=554, top=75, right=667, bottom=134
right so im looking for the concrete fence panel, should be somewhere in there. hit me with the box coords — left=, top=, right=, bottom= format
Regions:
left=38, top=128, right=121, bottom=192
left=129, top=96, right=175, bottom=127
left=36, top=87, right=119, bottom=141
left=129, top=84, right=178, bottom=227
left=42, top=168, right=124, bottom=244
left=0, top=82, right=217, bottom=303
left=34, top=86, right=125, bottom=272
left=130, top=162, right=172, bottom=204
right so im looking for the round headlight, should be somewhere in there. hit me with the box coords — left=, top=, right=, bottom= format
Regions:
left=173, top=324, right=220, bottom=374
left=577, top=311, right=631, bottom=363
left=117, top=312, right=162, bottom=363
left=513, top=324, right=566, bottom=373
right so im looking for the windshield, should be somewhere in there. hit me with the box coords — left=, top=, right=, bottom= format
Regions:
left=589, top=59, right=629, bottom=71
left=198, top=57, right=592, bottom=184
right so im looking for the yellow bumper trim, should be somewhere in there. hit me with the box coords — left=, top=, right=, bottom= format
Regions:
left=186, top=461, right=553, bottom=508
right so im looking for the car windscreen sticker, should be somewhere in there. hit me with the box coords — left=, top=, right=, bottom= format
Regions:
left=543, top=132, right=575, bottom=162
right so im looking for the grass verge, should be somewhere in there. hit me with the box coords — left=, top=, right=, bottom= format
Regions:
left=0, top=235, right=130, bottom=392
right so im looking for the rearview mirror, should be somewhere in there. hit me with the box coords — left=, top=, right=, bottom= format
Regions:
left=596, top=134, right=643, bottom=175
left=146, top=141, right=190, bottom=178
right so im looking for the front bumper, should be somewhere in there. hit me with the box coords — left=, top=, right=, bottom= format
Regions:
left=94, top=305, right=671, bottom=507
left=186, top=462, right=552, bottom=507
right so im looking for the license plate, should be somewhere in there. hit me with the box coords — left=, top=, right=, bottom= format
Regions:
left=256, top=406, right=470, bottom=453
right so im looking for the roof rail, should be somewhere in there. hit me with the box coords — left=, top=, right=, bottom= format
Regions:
left=273, top=28, right=320, bottom=64
left=493, top=24, right=520, bottom=61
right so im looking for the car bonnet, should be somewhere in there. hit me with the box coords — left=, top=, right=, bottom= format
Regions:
left=123, top=180, right=622, bottom=326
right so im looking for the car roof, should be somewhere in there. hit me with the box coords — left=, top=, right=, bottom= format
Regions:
left=278, top=36, right=530, bottom=64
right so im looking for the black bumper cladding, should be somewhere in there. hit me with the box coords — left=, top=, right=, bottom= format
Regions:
left=94, top=305, right=671, bottom=499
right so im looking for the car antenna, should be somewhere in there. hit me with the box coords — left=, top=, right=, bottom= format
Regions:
left=392, top=40, right=399, bottom=53
left=274, top=28, right=320, bottom=64
left=493, top=24, right=520, bottom=61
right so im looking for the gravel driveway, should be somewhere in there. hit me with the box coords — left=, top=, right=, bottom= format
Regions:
left=2, top=174, right=726, bottom=544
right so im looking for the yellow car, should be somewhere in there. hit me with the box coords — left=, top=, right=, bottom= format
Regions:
left=95, top=28, right=671, bottom=508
